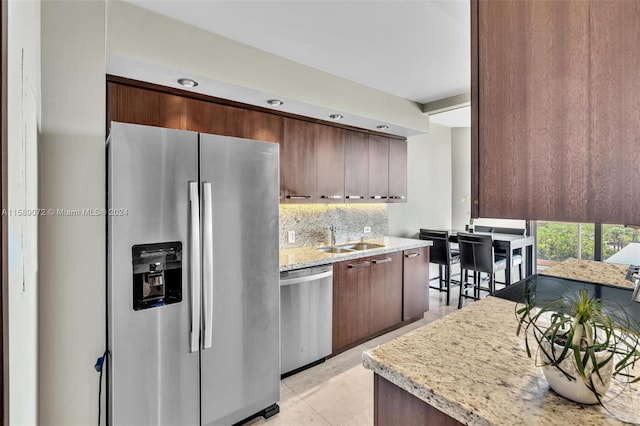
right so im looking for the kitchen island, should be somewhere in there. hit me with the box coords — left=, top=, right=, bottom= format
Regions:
left=362, top=276, right=640, bottom=425
left=540, top=258, right=634, bottom=289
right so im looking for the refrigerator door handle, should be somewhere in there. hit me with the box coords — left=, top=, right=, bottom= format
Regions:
left=202, top=182, right=214, bottom=350
left=189, top=181, right=201, bottom=353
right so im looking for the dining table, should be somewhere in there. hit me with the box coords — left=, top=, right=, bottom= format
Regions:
left=448, top=229, right=536, bottom=286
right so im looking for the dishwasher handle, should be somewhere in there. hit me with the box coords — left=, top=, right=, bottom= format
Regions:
left=280, top=270, right=333, bottom=287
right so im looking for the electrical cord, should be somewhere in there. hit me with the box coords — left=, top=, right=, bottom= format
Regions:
left=95, top=350, right=109, bottom=426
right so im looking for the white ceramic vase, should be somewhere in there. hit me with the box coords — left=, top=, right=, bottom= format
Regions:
left=539, top=340, right=613, bottom=404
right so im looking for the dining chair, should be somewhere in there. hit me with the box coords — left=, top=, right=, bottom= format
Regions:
left=419, top=229, right=460, bottom=306
left=456, top=232, right=506, bottom=309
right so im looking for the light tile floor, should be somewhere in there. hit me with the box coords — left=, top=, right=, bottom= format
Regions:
left=245, top=280, right=468, bottom=426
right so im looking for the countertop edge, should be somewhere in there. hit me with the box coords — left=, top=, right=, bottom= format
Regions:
left=361, top=350, right=487, bottom=426
left=279, top=237, right=432, bottom=272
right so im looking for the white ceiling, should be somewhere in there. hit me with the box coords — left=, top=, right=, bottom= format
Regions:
left=126, top=0, right=470, bottom=108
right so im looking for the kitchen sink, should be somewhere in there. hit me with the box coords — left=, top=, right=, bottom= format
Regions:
left=339, top=243, right=385, bottom=251
left=316, top=246, right=356, bottom=254
left=317, top=242, right=385, bottom=254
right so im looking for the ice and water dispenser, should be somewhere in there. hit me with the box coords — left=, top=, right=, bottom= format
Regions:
left=132, top=242, right=182, bottom=310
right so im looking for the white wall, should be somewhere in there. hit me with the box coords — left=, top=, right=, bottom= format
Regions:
left=39, top=2, right=106, bottom=425
left=7, top=0, right=41, bottom=423
left=388, top=124, right=452, bottom=238
left=451, top=127, right=471, bottom=229
left=450, top=127, right=525, bottom=230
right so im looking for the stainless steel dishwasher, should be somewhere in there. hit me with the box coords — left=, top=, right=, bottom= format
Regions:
left=279, top=264, right=333, bottom=376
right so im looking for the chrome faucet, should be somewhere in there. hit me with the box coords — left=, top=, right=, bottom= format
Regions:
left=329, top=225, right=336, bottom=246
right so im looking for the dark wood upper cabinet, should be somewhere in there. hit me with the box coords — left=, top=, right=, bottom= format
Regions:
left=590, top=1, right=640, bottom=224
left=186, top=98, right=245, bottom=137
left=368, top=135, right=389, bottom=202
left=388, top=140, right=407, bottom=202
left=245, top=110, right=285, bottom=200
left=344, top=130, right=369, bottom=203
left=474, top=0, right=640, bottom=224
left=283, top=118, right=317, bottom=203
left=316, top=125, right=345, bottom=203
left=106, top=79, right=409, bottom=207
left=107, top=82, right=187, bottom=131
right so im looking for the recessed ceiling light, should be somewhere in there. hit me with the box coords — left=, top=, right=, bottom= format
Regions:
left=177, top=78, right=198, bottom=88
left=267, top=99, right=284, bottom=106
left=377, top=125, right=389, bottom=130
left=330, top=114, right=343, bottom=120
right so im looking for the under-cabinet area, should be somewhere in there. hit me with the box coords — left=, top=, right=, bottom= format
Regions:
left=280, top=237, right=431, bottom=358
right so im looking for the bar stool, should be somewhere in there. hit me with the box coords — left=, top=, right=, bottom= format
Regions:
left=420, top=229, right=460, bottom=306
left=457, top=232, right=506, bottom=309
left=493, top=227, right=525, bottom=284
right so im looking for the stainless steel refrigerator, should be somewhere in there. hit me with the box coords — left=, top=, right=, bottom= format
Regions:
left=107, top=122, right=280, bottom=426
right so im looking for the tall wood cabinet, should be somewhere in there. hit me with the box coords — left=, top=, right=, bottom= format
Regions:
left=473, top=0, right=640, bottom=224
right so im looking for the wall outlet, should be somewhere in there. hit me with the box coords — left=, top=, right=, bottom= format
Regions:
left=288, top=230, right=296, bottom=243
left=363, top=226, right=372, bottom=234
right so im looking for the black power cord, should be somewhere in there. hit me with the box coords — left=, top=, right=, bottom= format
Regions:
left=95, top=350, right=110, bottom=426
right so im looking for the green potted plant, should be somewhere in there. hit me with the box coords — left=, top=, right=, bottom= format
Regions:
left=516, top=289, right=640, bottom=405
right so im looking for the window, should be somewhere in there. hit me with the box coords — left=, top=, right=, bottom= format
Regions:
left=536, top=222, right=640, bottom=268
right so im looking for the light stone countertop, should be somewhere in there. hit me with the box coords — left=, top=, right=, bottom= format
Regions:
left=362, top=296, right=640, bottom=425
left=540, top=258, right=634, bottom=289
left=279, top=236, right=431, bottom=272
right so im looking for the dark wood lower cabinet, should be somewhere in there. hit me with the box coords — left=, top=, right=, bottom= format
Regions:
left=403, top=247, right=430, bottom=321
left=370, top=252, right=403, bottom=333
left=374, top=374, right=463, bottom=426
left=333, top=257, right=371, bottom=352
left=332, top=248, right=428, bottom=355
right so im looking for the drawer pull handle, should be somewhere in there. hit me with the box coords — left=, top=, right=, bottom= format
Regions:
left=372, top=257, right=392, bottom=264
left=405, top=252, right=420, bottom=258
left=370, top=195, right=388, bottom=200
left=346, top=195, right=364, bottom=199
left=348, top=261, right=370, bottom=268
left=389, top=195, right=406, bottom=200
left=286, top=195, right=312, bottom=199
left=320, top=195, right=343, bottom=199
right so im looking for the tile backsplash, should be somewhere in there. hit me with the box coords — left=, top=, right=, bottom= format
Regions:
left=279, top=204, right=388, bottom=249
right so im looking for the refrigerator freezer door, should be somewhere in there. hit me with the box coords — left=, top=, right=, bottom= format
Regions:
left=198, top=134, right=280, bottom=426
left=108, top=122, right=200, bottom=426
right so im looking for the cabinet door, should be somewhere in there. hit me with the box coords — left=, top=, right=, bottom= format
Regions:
left=388, top=139, right=407, bottom=203
left=107, top=82, right=187, bottom=131
left=370, top=252, right=403, bottom=334
left=316, top=125, right=345, bottom=203
left=368, top=135, right=389, bottom=202
left=186, top=98, right=245, bottom=137
left=283, top=118, right=317, bottom=203
left=590, top=1, right=640, bottom=224
left=344, top=130, right=369, bottom=203
left=474, top=0, right=590, bottom=221
left=245, top=111, right=285, bottom=201
left=332, top=257, right=371, bottom=353
left=402, top=247, right=429, bottom=321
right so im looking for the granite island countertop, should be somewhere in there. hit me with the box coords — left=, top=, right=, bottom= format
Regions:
left=279, top=236, right=431, bottom=272
left=362, top=296, right=640, bottom=425
left=540, top=258, right=634, bottom=289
